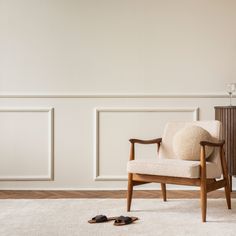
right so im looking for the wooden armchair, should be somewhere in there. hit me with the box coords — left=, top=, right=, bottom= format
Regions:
left=127, top=121, right=231, bottom=222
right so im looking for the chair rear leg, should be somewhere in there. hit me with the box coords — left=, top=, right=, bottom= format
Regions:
left=161, top=183, right=167, bottom=201
left=221, top=148, right=232, bottom=209
left=127, top=173, right=133, bottom=212
left=224, top=175, right=231, bottom=209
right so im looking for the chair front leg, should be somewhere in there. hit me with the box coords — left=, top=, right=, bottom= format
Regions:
left=127, top=142, right=135, bottom=212
left=127, top=173, right=133, bottom=212
left=200, top=180, right=207, bottom=222
left=200, top=146, right=207, bottom=222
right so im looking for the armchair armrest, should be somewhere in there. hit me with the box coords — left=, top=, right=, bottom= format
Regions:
left=129, top=138, right=162, bottom=144
left=200, top=140, right=225, bottom=147
left=129, top=138, right=162, bottom=161
left=199, top=140, right=225, bottom=184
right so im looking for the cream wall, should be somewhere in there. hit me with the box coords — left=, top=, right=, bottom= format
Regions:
left=0, top=0, right=236, bottom=190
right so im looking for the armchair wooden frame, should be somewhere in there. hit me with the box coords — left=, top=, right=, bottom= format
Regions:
left=127, top=138, right=231, bottom=222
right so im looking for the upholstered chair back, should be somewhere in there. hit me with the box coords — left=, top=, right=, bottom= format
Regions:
left=158, top=121, right=222, bottom=175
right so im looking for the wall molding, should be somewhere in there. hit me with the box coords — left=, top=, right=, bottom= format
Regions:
left=0, top=107, right=54, bottom=181
left=94, top=107, right=199, bottom=181
left=0, top=92, right=231, bottom=98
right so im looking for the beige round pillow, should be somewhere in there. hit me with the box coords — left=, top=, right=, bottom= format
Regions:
left=173, top=125, right=213, bottom=161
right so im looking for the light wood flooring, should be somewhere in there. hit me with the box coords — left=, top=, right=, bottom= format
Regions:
left=0, top=190, right=235, bottom=199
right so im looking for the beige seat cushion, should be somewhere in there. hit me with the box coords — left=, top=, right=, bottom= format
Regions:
left=173, top=125, right=213, bottom=161
left=127, top=159, right=221, bottom=179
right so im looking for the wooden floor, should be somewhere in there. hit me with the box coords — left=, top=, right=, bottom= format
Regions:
left=0, top=190, right=235, bottom=199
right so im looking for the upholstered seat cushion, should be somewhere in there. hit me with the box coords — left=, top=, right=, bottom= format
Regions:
left=127, top=159, right=221, bottom=179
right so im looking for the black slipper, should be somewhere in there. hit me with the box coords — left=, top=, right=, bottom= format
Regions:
left=113, top=216, right=138, bottom=226
left=88, top=215, right=117, bottom=223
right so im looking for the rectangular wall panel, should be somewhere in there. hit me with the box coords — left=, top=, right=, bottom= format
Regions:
left=95, top=107, right=199, bottom=181
left=0, top=108, right=54, bottom=180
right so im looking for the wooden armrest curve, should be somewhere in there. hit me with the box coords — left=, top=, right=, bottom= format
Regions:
left=200, top=140, right=225, bottom=147
left=129, top=138, right=162, bottom=144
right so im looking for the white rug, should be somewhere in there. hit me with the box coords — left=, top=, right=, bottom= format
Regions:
left=0, top=199, right=235, bottom=236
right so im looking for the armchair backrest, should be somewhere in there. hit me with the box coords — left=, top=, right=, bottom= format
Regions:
left=159, top=120, right=222, bottom=172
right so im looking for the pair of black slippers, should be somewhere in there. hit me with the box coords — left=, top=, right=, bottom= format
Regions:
left=88, top=215, right=138, bottom=226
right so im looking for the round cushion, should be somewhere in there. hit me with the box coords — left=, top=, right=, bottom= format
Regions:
left=173, top=125, right=214, bottom=161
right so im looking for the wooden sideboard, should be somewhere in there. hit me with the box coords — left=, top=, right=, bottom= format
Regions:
left=215, top=106, right=236, bottom=191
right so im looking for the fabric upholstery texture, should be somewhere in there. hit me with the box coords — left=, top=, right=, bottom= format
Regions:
left=127, top=121, right=222, bottom=179
left=127, top=159, right=221, bottom=178
left=158, top=121, right=222, bottom=175
left=173, top=125, right=213, bottom=161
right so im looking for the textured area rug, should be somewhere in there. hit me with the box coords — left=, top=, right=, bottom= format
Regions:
left=0, top=199, right=235, bottom=236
